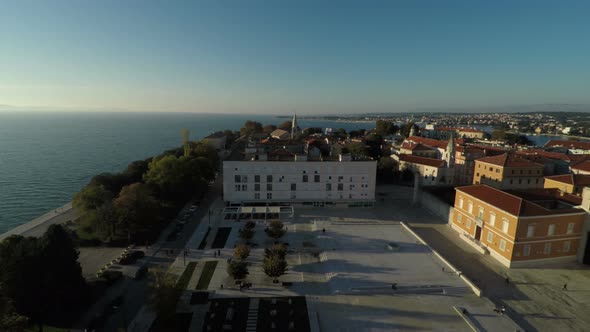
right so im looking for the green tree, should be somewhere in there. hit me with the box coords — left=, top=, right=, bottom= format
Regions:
left=123, top=159, right=150, bottom=183
left=263, top=254, right=287, bottom=283
left=400, top=122, right=418, bottom=138
left=0, top=286, right=28, bottom=332
left=94, top=202, right=119, bottom=241
left=233, top=244, right=250, bottom=260
left=263, top=124, right=277, bottom=134
left=73, top=183, right=112, bottom=214
left=240, top=120, right=263, bottom=137
left=239, top=228, right=254, bottom=241
left=346, top=142, right=369, bottom=158
left=264, top=243, right=286, bottom=260
left=302, top=127, right=322, bottom=136
left=278, top=120, right=292, bottom=131
left=144, top=155, right=188, bottom=197
left=266, top=220, right=286, bottom=239
left=375, top=120, right=398, bottom=136
left=148, top=269, right=179, bottom=322
left=377, top=156, right=396, bottom=184
left=227, top=260, right=249, bottom=280
left=114, top=183, right=160, bottom=241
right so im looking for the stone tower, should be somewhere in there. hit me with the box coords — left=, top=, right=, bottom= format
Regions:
left=445, top=132, right=455, bottom=168
left=291, top=113, right=298, bottom=139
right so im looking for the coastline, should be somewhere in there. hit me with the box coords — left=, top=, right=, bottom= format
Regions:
left=0, top=202, right=78, bottom=241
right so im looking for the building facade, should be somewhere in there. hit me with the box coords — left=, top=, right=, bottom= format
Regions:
left=544, top=174, right=590, bottom=196
left=223, top=159, right=376, bottom=206
left=451, top=185, right=586, bottom=267
left=473, top=153, right=544, bottom=189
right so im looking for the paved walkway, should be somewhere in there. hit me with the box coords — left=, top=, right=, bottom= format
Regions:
left=0, top=202, right=77, bottom=240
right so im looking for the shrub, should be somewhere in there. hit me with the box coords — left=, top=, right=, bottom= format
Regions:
left=234, top=244, right=250, bottom=260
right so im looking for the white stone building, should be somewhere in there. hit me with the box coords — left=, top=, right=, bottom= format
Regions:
left=223, top=156, right=376, bottom=207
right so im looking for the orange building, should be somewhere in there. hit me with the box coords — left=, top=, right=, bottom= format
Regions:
left=544, top=174, right=590, bottom=196
left=473, top=153, right=544, bottom=189
left=452, top=185, right=586, bottom=267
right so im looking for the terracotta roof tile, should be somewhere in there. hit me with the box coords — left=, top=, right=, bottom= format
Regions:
left=572, top=160, right=590, bottom=173
left=456, top=185, right=582, bottom=217
left=545, top=174, right=590, bottom=186
left=476, top=153, right=543, bottom=168
left=545, top=139, right=590, bottom=150
left=406, top=136, right=448, bottom=149
left=399, top=154, right=445, bottom=168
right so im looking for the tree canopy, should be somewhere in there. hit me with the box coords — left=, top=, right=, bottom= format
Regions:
left=375, top=120, right=398, bottom=136
left=240, top=120, right=263, bottom=137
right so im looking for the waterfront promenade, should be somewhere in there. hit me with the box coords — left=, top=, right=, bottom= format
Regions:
left=0, top=202, right=78, bottom=241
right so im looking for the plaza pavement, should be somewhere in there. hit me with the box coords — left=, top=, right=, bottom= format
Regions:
left=153, top=191, right=522, bottom=332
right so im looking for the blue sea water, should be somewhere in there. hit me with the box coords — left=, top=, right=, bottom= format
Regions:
left=0, top=112, right=374, bottom=233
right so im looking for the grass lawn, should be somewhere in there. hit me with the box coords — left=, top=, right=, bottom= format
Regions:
left=196, top=261, right=218, bottom=290
left=210, top=227, right=232, bottom=249
left=201, top=298, right=250, bottom=332
left=198, top=227, right=211, bottom=249
left=176, top=261, right=197, bottom=290
left=257, top=296, right=311, bottom=332
left=149, top=312, right=193, bottom=332
left=26, top=326, right=69, bottom=332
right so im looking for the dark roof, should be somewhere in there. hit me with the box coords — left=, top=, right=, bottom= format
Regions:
left=456, top=185, right=582, bottom=217
left=476, top=153, right=543, bottom=168
left=406, top=136, right=448, bottom=149
left=572, top=160, right=590, bottom=173
left=544, top=139, right=590, bottom=150
left=399, top=154, right=445, bottom=167
left=545, top=174, right=590, bottom=186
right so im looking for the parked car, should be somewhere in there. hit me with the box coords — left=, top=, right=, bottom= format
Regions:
left=99, top=270, right=123, bottom=285
left=118, top=250, right=145, bottom=265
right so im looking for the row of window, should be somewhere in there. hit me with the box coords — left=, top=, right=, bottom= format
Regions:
left=235, top=174, right=366, bottom=183
left=241, top=183, right=369, bottom=192
left=251, top=192, right=369, bottom=200
left=477, top=164, right=541, bottom=175
left=458, top=198, right=577, bottom=237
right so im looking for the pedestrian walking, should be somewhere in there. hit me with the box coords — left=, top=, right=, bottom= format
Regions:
left=505, top=277, right=510, bottom=285
left=220, top=283, right=223, bottom=289
left=563, top=283, right=568, bottom=291
left=218, top=249, right=221, bottom=256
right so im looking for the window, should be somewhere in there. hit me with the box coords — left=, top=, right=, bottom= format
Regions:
left=267, top=183, right=272, bottom=191
left=255, top=175, right=260, bottom=183
left=254, top=193, right=260, bottom=199
left=255, top=184, right=260, bottom=191
left=547, top=224, right=555, bottom=236
left=489, top=213, right=496, bottom=226
left=499, top=239, right=506, bottom=251
left=291, top=192, right=297, bottom=199
left=489, top=167, right=493, bottom=172
left=496, top=169, right=499, bottom=173
left=527, top=224, right=535, bottom=238
left=544, top=242, right=551, bottom=254
left=563, top=241, right=571, bottom=252
left=235, top=175, right=241, bottom=183
left=567, top=223, right=575, bottom=234
left=337, top=183, right=343, bottom=191
left=302, top=175, right=308, bottom=182
left=520, top=170, right=523, bottom=174
left=338, top=176, right=344, bottom=182
left=235, top=185, right=241, bottom=191
left=518, top=179, right=522, bottom=184
left=535, top=179, right=539, bottom=184
left=510, top=179, right=513, bottom=184
left=326, top=183, right=332, bottom=191
left=241, top=184, right=247, bottom=191
left=502, top=219, right=509, bottom=233
left=267, top=175, right=273, bottom=182
left=523, top=244, right=531, bottom=256
left=242, top=175, right=248, bottom=182
left=291, top=183, right=297, bottom=191
left=457, top=214, right=462, bottom=223
left=528, top=170, right=531, bottom=174
left=267, top=192, right=272, bottom=199
left=467, top=202, right=473, bottom=214
left=349, top=184, right=355, bottom=190
left=314, top=175, right=320, bottom=182
left=477, top=207, right=484, bottom=219
left=487, top=231, right=493, bottom=243
left=466, top=219, right=471, bottom=229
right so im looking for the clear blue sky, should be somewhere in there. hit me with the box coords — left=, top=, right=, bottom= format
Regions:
left=1, top=0, right=589, bottom=114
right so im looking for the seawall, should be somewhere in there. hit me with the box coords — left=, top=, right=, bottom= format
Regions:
left=0, top=202, right=78, bottom=241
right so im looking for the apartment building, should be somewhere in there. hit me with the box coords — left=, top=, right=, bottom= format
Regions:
left=396, top=154, right=452, bottom=186
left=473, top=153, right=544, bottom=189
left=223, top=153, right=376, bottom=207
left=452, top=185, right=587, bottom=267
left=544, top=174, right=590, bottom=195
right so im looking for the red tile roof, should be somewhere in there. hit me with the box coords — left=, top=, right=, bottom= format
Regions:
left=401, top=142, right=436, bottom=151
left=572, top=160, right=590, bottom=173
left=545, top=174, right=590, bottom=186
left=476, top=153, right=543, bottom=168
left=456, top=185, right=582, bottom=217
left=399, top=154, right=445, bottom=168
left=545, top=139, right=590, bottom=150
left=406, top=136, right=448, bottom=149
